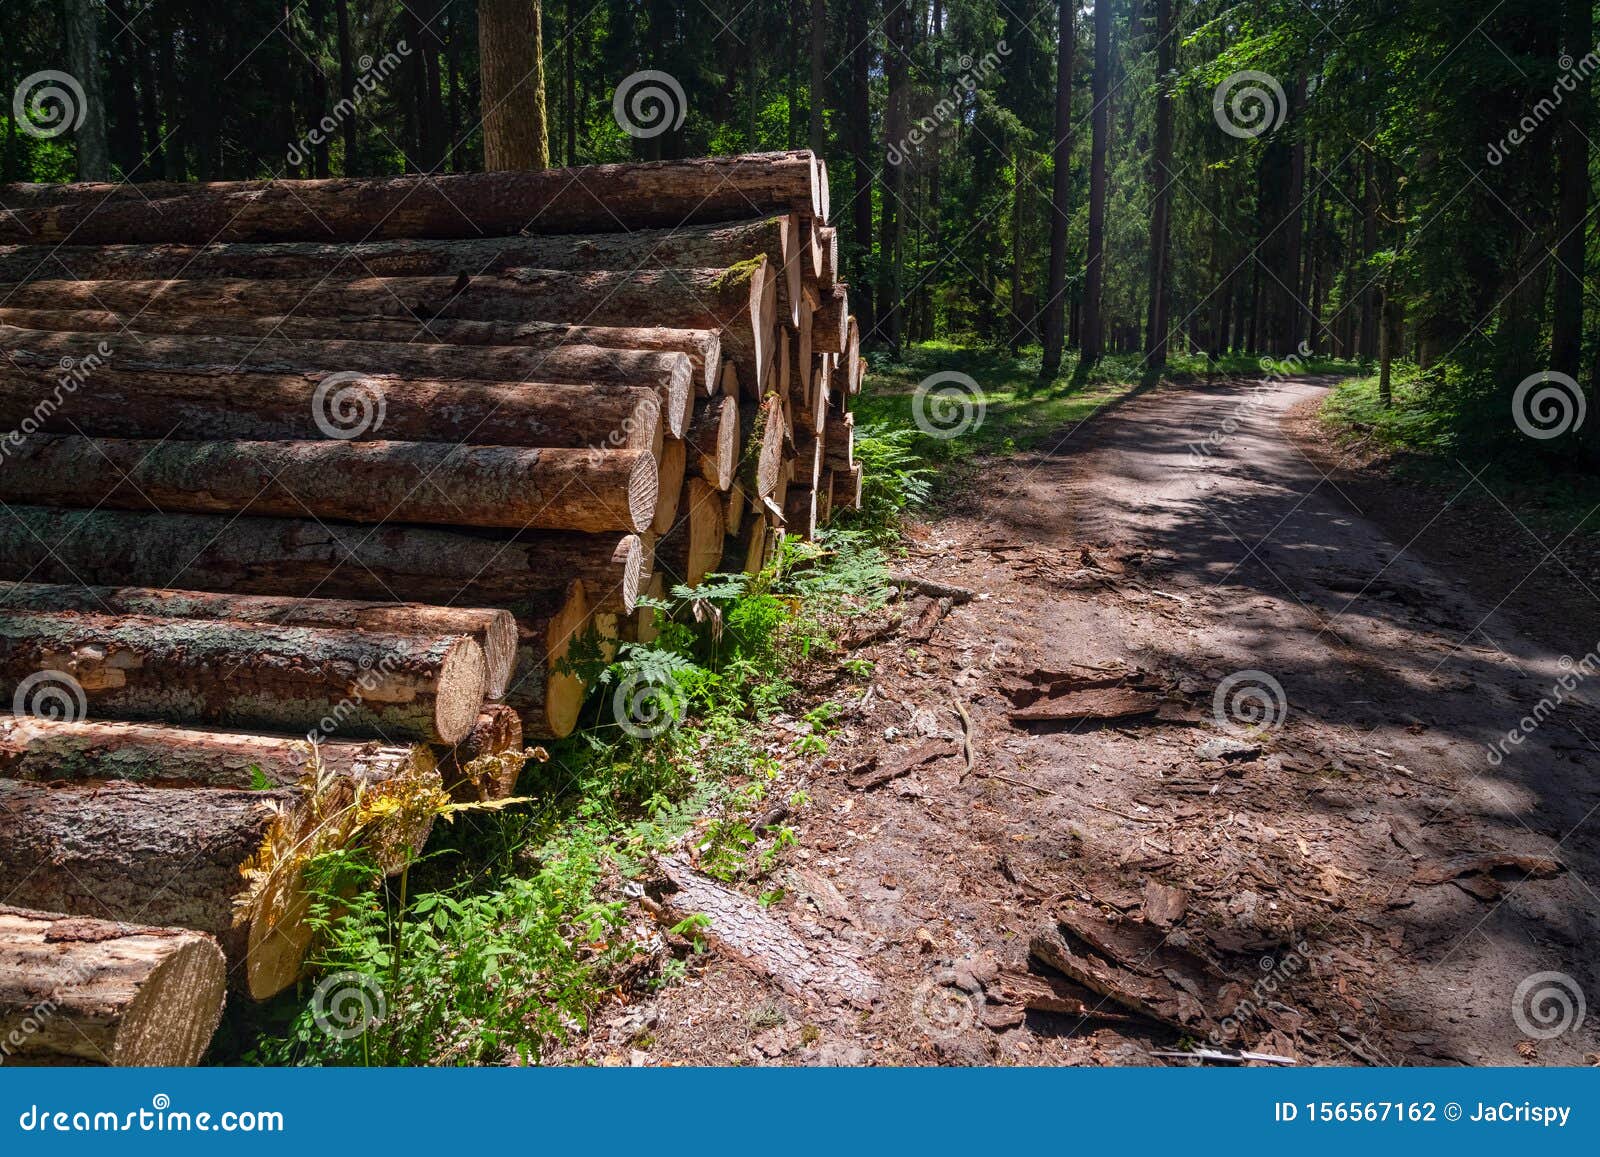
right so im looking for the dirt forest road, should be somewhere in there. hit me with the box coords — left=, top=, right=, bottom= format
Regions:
left=622, top=377, right=1600, bottom=1068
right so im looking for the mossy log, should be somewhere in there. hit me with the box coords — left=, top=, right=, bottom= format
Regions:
left=0, top=905, right=226, bottom=1066
left=0, top=152, right=821, bottom=243
left=0, top=437, right=658, bottom=534
left=0, top=610, right=487, bottom=744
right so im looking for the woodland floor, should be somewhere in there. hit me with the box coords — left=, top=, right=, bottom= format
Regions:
left=564, top=376, right=1600, bottom=1068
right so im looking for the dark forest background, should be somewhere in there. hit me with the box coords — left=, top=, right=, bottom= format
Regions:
left=3, top=2, right=1598, bottom=457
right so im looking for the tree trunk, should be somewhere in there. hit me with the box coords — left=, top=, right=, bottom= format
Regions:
left=478, top=0, right=548, bottom=170
left=810, top=0, right=828, bottom=153
left=0, top=905, right=225, bottom=1067
left=878, top=0, right=908, bottom=348
left=0, top=154, right=819, bottom=243
left=847, top=1, right=876, bottom=339
left=0, top=505, right=643, bottom=614
left=1552, top=0, right=1592, bottom=382
left=0, top=436, right=658, bottom=534
left=434, top=705, right=526, bottom=802
left=1041, top=0, right=1075, bottom=376
left=64, top=0, right=109, bottom=181
left=0, top=610, right=487, bottom=744
left=1143, top=0, right=1174, bottom=368
left=0, top=714, right=433, bottom=791
left=336, top=0, right=358, bottom=174
left=563, top=0, right=576, bottom=164
left=0, top=582, right=517, bottom=702
left=1081, top=0, right=1111, bottom=367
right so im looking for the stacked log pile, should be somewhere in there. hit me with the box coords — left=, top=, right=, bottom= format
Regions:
left=0, top=151, right=864, bottom=1062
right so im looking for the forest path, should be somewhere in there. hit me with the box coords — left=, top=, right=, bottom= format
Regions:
left=619, top=377, right=1600, bottom=1067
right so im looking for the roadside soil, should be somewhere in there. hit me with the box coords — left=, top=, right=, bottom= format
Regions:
left=574, top=377, right=1600, bottom=1068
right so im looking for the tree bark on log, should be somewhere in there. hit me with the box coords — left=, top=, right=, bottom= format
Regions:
left=0, top=715, right=433, bottom=791
left=0, top=905, right=226, bottom=1067
left=0, top=264, right=767, bottom=396
left=0, top=506, right=642, bottom=614
left=0, top=436, right=659, bottom=534
left=741, top=395, right=788, bottom=498
left=0, top=152, right=822, bottom=243
left=0, top=610, right=487, bottom=745
left=831, top=463, right=863, bottom=511
left=652, top=439, right=687, bottom=536
left=0, top=324, right=690, bottom=438
left=816, top=225, right=838, bottom=291
left=0, top=360, right=665, bottom=450
left=0, top=311, right=719, bottom=397
left=687, top=395, right=739, bottom=490
left=825, top=410, right=855, bottom=471
left=0, top=582, right=517, bottom=702
left=434, top=704, right=526, bottom=802
left=654, top=479, right=726, bottom=588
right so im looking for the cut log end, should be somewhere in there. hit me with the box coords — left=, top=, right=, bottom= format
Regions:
left=545, top=583, right=591, bottom=739
left=434, top=637, right=491, bottom=745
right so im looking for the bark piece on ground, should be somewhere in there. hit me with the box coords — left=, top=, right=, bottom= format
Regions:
left=990, top=966, right=1138, bottom=1021
left=655, top=855, right=879, bottom=1009
left=1411, top=852, right=1565, bottom=901
left=1141, top=880, right=1188, bottom=927
left=1008, top=687, right=1164, bottom=726
left=845, top=738, right=960, bottom=790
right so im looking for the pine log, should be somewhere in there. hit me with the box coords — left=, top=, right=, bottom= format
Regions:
left=816, top=160, right=831, bottom=223
left=0, top=325, right=690, bottom=439
left=799, top=218, right=824, bottom=282
left=434, top=705, right=526, bottom=802
left=630, top=576, right=665, bottom=645
left=0, top=905, right=226, bottom=1066
left=817, top=225, right=839, bottom=292
left=651, top=439, right=687, bottom=536
left=724, top=481, right=748, bottom=536
left=0, top=261, right=772, bottom=394
left=784, top=485, right=819, bottom=541
left=826, top=410, right=856, bottom=472
left=654, top=479, right=726, bottom=588
left=740, top=394, right=788, bottom=499
left=814, top=283, right=851, bottom=354
left=0, top=152, right=822, bottom=243
left=0, top=436, right=658, bottom=534
left=0, top=360, right=665, bottom=450
left=501, top=582, right=590, bottom=739
left=687, top=395, right=739, bottom=490
left=725, top=513, right=771, bottom=575
left=833, top=463, right=864, bottom=511
left=854, top=356, right=868, bottom=396
left=0, top=582, right=518, bottom=702
left=0, top=610, right=487, bottom=745
left=816, top=476, right=834, bottom=528
left=0, top=774, right=438, bottom=1000
left=0, top=507, right=642, bottom=611
left=0, top=715, right=433, bottom=791
left=845, top=317, right=860, bottom=392
left=0, top=311, right=722, bottom=397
